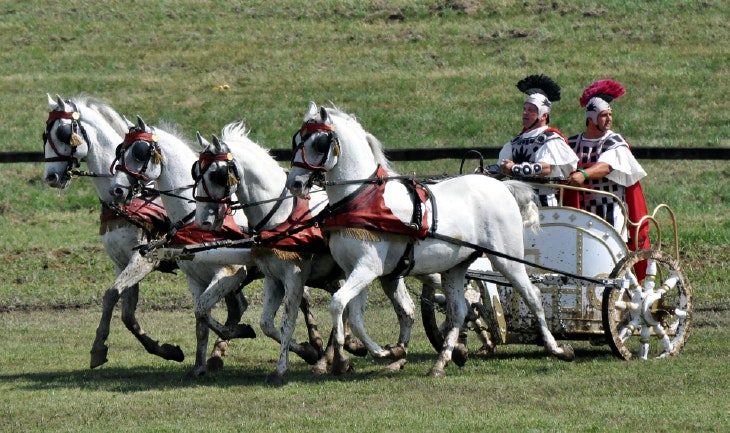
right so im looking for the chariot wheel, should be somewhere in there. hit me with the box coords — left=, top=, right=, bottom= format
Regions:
left=421, top=281, right=499, bottom=354
left=602, top=249, right=692, bottom=360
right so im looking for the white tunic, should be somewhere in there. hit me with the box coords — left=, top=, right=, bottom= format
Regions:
left=499, top=126, right=578, bottom=206
left=567, top=130, right=646, bottom=238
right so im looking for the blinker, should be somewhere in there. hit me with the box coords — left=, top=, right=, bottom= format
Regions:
left=131, top=141, right=152, bottom=162
left=56, top=123, right=73, bottom=144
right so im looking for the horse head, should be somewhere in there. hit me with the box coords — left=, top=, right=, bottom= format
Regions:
left=43, top=94, right=91, bottom=188
left=109, top=115, right=163, bottom=205
left=192, top=132, right=240, bottom=231
left=286, top=102, right=340, bottom=198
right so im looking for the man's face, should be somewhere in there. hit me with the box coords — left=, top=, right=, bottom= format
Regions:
left=594, top=110, right=613, bottom=131
left=522, top=103, right=544, bottom=130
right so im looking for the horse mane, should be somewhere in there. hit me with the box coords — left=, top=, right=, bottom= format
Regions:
left=325, top=106, right=397, bottom=175
left=156, top=119, right=198, bottom=153
left=69, top=93, right=128, bottom=137
left=219, top=120, right=283, bottom=170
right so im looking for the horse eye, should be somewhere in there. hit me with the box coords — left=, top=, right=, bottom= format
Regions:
left=131, top=141, right=151, bottom=162
left=312, top=133, right=331, bottom=154
left=55, top=123, right=73, bottom=144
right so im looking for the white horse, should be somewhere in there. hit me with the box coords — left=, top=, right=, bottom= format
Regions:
left=108, top=115, right=258, bottom=377
left=286, top=102, right=575, bottom=377
left=42, top=94, right=247, bottom=368
left=193, top=122, right=416, bottom=384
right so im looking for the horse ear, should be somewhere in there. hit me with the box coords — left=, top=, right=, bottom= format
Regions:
left=211, top=134, right=222, bottom=152
left=56, top=95, right=69, bottom=112
left=122, top=116, right=135, bottom=130
left=196, top=131, right=210, bottom=150
left=320, top=106, right=330, bottom=124
left=306, top=101, right=318, bottom=121
left=136, top=115, right=148, bottom=131
left=47, top=93, right=58, bottom=110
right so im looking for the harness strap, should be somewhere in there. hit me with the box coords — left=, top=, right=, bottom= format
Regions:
left=249, top=188, right=289, bottom=234
left=387, top=241, right=416, bottom=278
left=428, top=232, right=607, bottom=285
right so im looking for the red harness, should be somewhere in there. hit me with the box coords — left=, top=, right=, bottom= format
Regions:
left=324, top=165, right=430, bottom=239
left=254, top=198, right=328, bottom=253
left=168, top=214, right=247, bottom=246
left=99, top=196, right=169, bottom=236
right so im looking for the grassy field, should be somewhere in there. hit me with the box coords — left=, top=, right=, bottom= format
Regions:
left=1, top=1, right=729, bottom=432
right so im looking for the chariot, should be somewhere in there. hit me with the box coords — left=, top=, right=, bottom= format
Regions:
left=421, top=182, right=692, bottom=361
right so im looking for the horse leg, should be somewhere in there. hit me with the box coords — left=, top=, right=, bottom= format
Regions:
left=312, top=328, right=336, bottom=375
left=90, top=257, right=153, bottom=369
left=428, top=265, right=471, bottom=378
left=266, top=277, right=306, bottom=386
left=208, top=288, right=251, bottom=371
left=196, top=267, right=256, bottom=341
left=321, top=279, right=366, bottom=357
left=342, top=308, right=367, bottom=356
left=328, top=266, right=382, bottom=375
left=492, top=258, right=574, bottom=362
left=120, top=282, right=184, bottom=363
left=188, top=268, right=255, bottom=377
left=300, top=287, right=325, bottom=356
left=374, top=276, right=414, bottom=371
left=259, top=278, right=319, bottom=367
left=185, top=276, right=226, bottom=378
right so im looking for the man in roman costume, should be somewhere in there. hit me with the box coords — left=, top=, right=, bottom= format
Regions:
left=565, top=79, right=650, bottom=278
left=497, top=74, right=578, bottom=206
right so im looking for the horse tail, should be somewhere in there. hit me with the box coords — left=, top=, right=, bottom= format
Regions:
left=503, top=180, right=540, bottom=231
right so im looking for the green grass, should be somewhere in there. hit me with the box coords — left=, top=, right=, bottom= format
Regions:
left=1, top=1, right=729, bottom=431
left=2, top=306, right=730, bottom=432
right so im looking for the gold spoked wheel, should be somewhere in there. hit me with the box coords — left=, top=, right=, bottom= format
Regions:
left=602, top=249, right=692, bottom=360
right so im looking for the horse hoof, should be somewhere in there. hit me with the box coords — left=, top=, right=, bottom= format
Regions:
left=344, top=337, right=368, bottom=357
left=556, top=343, right=575, bottom=362
left=234, top=324, right=257, bottom=339
left=384, top=358, right=407, bottom=373
left=211, top=339, right=229, bottom=358
left=386, top=344, right=407, bottom=360
left=160, top=343, right=185, bottom=362
left=298, top=342, right=322, bottom=365
left=311, top=361, right=328, bottom=375
left=186, top=366, right=207, bottom=378
left=332, top=359, right=353, bottom=376
left=475, top=343, right=495, bottom=357
left=265, top=372, right=285, bottom=387
left=452, top=343, right=468, bottom=367
left=90, top=346, right=109, bottom=369
left=427, top=367, right=446, bottom=378
left=206, top=355, right=224, bottom=372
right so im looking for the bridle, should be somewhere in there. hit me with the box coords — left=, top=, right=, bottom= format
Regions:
left=191, top=150, right=240, bottom=205
left=110, top=127, right=162, bottom=201
left=290, top=121, right=339, bottom=172
left=42, top=102, right=91, bottom=176
left=111, top=128, right=160, bottom=181
left=191, top=147, right=291, bottom=234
